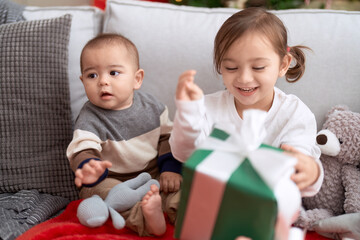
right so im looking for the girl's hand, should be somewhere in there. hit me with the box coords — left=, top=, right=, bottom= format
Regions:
left=281, top=144, right=320, bottom=190
left=176, top=70, right=203, bottom=101
left=74, top=159, right=112, bottom=187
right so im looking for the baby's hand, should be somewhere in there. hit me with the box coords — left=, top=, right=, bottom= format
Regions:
left=159, top=171, right=182, bottom=193
left=75, top=159, right=112, bottom=187
left=281, top=144, right=320, bottom=190
left=176, top=70, right=203, bottom=101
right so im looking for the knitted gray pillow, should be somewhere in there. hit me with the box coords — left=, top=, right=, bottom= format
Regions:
left=0, top=14, right=78, bottom=201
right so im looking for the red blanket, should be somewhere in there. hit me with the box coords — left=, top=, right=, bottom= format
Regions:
left=18, top=200, right=330, bottom=240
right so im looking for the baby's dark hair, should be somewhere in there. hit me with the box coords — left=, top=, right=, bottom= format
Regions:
left=80, top=33, right=140, bottom=73
left=214, top=7, right=310, bottom=82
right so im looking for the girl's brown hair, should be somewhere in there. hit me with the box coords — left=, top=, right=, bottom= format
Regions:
left=214, top=7, right=310, bottom=82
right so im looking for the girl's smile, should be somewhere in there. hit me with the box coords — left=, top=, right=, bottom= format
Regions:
left=236, top=87, right=259, bottom=96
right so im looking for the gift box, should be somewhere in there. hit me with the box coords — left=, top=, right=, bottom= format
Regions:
left=175, top=110, right=301, bottom=240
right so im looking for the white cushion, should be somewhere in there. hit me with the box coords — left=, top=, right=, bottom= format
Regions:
left=23, top=6, right=103, bottom=122
left=104, top=0, right=360, bottom=129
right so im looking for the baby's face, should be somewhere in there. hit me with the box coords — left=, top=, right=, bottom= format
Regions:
left=80, top=44, right=142, bottom=110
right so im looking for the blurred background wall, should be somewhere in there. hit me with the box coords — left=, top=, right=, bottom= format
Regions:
left=10, top=0, right=360, bottom=12
left=11, top=0, right=91, bottom=6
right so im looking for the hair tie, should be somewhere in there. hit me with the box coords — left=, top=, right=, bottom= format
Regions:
left=287, top=46, right=291, bottom=52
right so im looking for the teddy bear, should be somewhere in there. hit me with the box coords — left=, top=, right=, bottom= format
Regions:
left=294, top=105, right=360, bottom=234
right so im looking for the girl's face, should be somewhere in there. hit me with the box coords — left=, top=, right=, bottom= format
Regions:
left=220, top=31, right=291, bottom=118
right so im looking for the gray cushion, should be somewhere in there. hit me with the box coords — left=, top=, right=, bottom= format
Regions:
left=0, top=14, right=78, bottom=201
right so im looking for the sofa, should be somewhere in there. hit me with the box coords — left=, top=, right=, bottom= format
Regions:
left=0, top=0, right=359, bottom=239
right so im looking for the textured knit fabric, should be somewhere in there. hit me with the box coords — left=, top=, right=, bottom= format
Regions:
left=170, top=87, right=324, bottom=197
left=0, top=189, right=69, bottom=240
left=0, top=0, right=25, bottom=24
left=0, top=15, right=79, bottom=201
left=67, top=91, right=178, bottom=174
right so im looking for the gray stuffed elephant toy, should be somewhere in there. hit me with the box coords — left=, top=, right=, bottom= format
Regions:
left=77, top=172, right=159, bottom=229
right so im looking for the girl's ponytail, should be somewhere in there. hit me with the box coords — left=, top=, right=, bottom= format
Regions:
left=285, top=45, right=311, bottom=83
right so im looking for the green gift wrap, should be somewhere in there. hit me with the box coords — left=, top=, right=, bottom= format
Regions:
left=175, top=128, right=280, bottom=240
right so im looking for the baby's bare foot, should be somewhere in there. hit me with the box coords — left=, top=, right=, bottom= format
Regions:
left=141, top=184, right=166, bottom=236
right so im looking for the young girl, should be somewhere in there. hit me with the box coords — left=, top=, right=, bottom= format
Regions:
left=169, top=7, right=323, bottom=196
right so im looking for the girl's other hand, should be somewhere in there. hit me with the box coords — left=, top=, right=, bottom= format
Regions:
left=176, top=70, right=203, bottom=101
left=281, top=144, right=320, bottom=190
